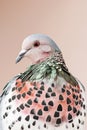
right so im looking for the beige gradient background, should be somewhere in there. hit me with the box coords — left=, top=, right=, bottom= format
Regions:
left=0, top=0, right=87, bottom=128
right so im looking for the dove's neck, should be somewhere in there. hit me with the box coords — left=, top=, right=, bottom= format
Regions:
left=35, top=50, right=68, bottom=70
left=50, top=51, right=68, bottom=71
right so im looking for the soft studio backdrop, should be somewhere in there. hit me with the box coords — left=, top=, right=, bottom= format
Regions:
left=0, top=0, right=87, bottom=128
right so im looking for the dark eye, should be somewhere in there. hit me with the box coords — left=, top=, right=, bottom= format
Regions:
left=33, top=41, right=40, bottom=47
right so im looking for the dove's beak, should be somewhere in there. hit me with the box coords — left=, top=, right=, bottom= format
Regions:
left=16, top=49, right=27, bottom=63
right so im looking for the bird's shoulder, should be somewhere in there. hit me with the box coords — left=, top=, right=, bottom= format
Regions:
left=0, top=75, right=19, bottom=100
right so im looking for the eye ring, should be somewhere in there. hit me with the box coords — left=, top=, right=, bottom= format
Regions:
left=33, top=41, right=40, bottom=47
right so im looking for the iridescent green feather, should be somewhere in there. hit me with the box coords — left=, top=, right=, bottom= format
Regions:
left=18, top=53, right=78, bottom=86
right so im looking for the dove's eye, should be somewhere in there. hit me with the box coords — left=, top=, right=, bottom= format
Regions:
left=33, top=41, right=40, bottom=47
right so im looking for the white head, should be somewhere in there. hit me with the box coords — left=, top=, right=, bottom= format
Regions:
left=16, top=34, right=61, bottom=64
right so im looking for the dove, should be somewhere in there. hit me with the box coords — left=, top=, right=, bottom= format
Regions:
left=0, top=34, right=86, bottom=130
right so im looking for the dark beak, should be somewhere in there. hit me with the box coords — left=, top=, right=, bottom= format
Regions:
left=16, top=49, right=27, bottom=63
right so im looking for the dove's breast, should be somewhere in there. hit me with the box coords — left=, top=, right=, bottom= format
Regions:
left=0, top=75, right=86, bottom=130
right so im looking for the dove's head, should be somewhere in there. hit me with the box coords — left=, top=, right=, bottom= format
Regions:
left=16, top=34, right=61, bottom=64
